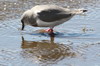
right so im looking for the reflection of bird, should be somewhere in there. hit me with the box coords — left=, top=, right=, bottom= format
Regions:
left=21, top=5, right=87, bottom=33
left=21, top=36, right=76, bottom=65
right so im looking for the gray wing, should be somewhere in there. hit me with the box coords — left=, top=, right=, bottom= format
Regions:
left=37, top=9, right=72, bottom=22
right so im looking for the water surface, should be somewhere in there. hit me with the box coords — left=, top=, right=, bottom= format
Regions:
left=0, top=0, right=100, bottom=66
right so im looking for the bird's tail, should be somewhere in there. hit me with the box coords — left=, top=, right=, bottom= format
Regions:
left=71, top=9, right=87, bottom=15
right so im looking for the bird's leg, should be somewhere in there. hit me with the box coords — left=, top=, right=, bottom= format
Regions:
left=45, top=28, right=54, bottom=33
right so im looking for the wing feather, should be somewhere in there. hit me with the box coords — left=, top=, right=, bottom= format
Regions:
left=38, top=9, right=72, bottom=22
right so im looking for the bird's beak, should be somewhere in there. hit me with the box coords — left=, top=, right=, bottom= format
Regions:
left=21, top=20, right=25, bottom=30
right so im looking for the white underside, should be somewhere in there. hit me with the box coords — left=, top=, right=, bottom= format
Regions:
left=36, top=16, right=73, bottom=28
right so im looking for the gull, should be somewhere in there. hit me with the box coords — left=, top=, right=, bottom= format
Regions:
left=21, top=5, right=87, bottom=33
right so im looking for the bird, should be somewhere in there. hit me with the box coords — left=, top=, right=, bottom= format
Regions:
left=21, top=5, right=87, bottom=34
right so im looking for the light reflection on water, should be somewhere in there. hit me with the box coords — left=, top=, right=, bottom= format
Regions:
left=21, top=36, right=77, bottom=65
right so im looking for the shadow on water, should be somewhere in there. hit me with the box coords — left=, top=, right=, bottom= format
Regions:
left=21, top=35, right=77, bottom=65
left=28, top=30, right=92, bottom=38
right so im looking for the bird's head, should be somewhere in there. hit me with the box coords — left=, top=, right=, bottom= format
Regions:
left=21, top=10, right=33, bottom=30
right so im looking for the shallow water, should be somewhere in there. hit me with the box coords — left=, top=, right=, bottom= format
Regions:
left=0, top=0, right=100, bottom=66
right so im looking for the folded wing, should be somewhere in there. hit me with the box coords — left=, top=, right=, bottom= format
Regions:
left=37, top=9, right=72, bottom=22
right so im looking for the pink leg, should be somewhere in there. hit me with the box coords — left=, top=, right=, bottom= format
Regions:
left=45, top=28, right=54, bottom=33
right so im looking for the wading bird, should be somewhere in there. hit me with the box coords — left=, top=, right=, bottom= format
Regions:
left=21, top=5, right=87, bottom=34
